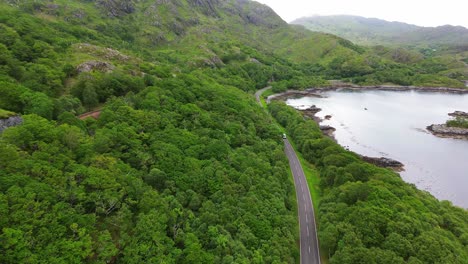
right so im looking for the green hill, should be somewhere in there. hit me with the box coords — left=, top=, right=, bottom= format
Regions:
left=0, top=1, right=467, bottom=263
left=292, top=15, right=468, bottom=47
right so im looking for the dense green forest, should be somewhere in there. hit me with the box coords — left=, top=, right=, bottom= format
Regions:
left=269, top=102, right=468, bottom=264
left=0, top=0, right=467, bottom=263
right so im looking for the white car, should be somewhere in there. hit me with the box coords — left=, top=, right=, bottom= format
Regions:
left=282, top=133, right=287, bottom=139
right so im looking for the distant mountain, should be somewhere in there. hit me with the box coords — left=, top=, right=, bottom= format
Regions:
left=291, top=15, right=468, bottom=46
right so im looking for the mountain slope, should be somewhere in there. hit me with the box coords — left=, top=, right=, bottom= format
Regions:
left=292, top=15, right=468, bottom=46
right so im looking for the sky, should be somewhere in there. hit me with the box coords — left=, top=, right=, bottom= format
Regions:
left=254, top=0, right=468, bottom=28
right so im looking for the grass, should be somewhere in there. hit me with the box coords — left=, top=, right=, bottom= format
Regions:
left=446, top=117, right=468, bottom=128
left=0, top=109, right=16, bottom=119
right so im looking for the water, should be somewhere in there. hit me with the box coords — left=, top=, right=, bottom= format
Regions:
left=286, top=90, right=468, bottom=208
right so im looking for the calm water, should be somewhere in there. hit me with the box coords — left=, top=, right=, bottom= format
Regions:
left=286, top=90, right=468, bottom=208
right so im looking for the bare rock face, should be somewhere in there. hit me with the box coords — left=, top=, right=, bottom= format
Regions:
left=96, top=0, right=136, bottom=17
left=75, top=43, right=130, bottom=61
left=188, top=0, right=220, bottom=16
left=0, top=116, right=23, bottom=133
left=76, top=61, right=115, bottom=73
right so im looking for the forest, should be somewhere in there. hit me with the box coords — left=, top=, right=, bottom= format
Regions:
left=0, top=0, right=467, bottom=263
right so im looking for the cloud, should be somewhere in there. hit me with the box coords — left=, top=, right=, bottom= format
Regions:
left=254, top=0, right=468, bottom=28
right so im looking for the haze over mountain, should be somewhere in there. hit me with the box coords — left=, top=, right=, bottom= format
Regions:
left=292, top=15, right=468, bottom=46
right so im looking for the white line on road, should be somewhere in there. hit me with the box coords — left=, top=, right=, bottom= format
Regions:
left=306, top=214, right=308, bottom=223
left=309, top=246, right=311, bottom=253
left=304, top=204, right=307, bottom=211
left=307, top=226, right=310, bottom=237
left=301, top=185, right=304, bottom=192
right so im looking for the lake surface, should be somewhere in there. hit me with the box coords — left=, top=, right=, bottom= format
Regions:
left=286, top=90, right=468, bottom=208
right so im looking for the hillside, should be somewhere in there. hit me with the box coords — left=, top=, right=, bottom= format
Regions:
left=0, top=0, right=467, bottom=263
left=292, top=15, right=468, bottom=47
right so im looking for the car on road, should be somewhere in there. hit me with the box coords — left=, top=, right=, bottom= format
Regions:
left=282, top=133, right=287, bottom=139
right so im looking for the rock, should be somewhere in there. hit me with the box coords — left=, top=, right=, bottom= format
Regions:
left=301, top=105, right=322, bottom=115
left=74, top=43, right=130, bottom=61
left=427, top=124, right=468, bottom=138
left=319, top=125, right=335, bottom=131
left=0, top=116, right=23, bottom=133
left=76, top=61, right=115, bottom=73
left=250, top=58, right=261, bottom=64
left=448, top=111, right=468, bottom=118
left=361, top=155, right=404, bottom=170
left=96, top=0, right=135, bottom=17
left=325, top=115, right=332, bottom=120
left=320, top=125, right=336, bottom=137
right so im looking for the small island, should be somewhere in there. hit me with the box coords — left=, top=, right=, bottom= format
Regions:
left=427, top=111, right=468, bottom=139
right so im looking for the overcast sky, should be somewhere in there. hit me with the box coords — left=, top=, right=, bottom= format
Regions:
left=254, top=0, right=468, bottom=28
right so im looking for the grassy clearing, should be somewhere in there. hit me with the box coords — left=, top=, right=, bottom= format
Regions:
left=0, top=109, right=16, bottom=119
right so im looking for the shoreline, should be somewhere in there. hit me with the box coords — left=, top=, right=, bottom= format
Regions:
left=267, top=84, right=468, bottom=103
left=268, top=83, right=468, bottom=171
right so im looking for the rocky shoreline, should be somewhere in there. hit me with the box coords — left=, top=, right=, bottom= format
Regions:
left=297, top=103, right=405, bottom=171
left=360, top=156, right=405, bottom=171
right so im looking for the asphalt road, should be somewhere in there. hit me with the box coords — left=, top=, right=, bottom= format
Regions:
left=254, top=87, right=321, bottom=263
left=254, top=86, right=271, bottom=107
left=284, top=139, right=321, bottom=264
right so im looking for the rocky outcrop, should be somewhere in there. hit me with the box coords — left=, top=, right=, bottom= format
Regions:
left=76, top=61, right=115, bottom=73
left=0, top=116, right=23, bottom=133
left=299, top=105, right=322, bottom=123
left=301, top=105, right=322, bottom=115
left=75, top=43, right=130, bottom=61
left=427, top=124, right=468, bottom=139
left=320, top=125, right=336, bottom=137
left=97, top=0, right=136, bottom=17
left=361, top=156, right=404, bottom=171
left=448, top=111, right=468, bottom=118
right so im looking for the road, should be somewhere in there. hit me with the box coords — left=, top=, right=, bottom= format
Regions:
left=284, top=139, right=321, bottom=264
left=254, top=86, right=271, bottom=107
left=255, top=87, right=321, bottom=264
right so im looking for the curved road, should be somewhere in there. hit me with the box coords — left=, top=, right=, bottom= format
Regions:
left=255, top=88, right=321, bottom=264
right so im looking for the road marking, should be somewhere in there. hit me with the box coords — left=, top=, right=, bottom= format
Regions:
left=303, top=193, right=306, bottom=201
left=306, top=214, right=308, bottom=223
left=309, top=246, right=311, bottom=253
left=301, top=185, right=304, bottom=192
left=304, top=204, right=307, bottom=211
left=307, top=226, right=310, bottom=237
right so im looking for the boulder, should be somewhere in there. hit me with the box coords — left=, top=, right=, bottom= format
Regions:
left=0, top=116, right=23, bottom=133
left=76, top=61, right=115, bottom=73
